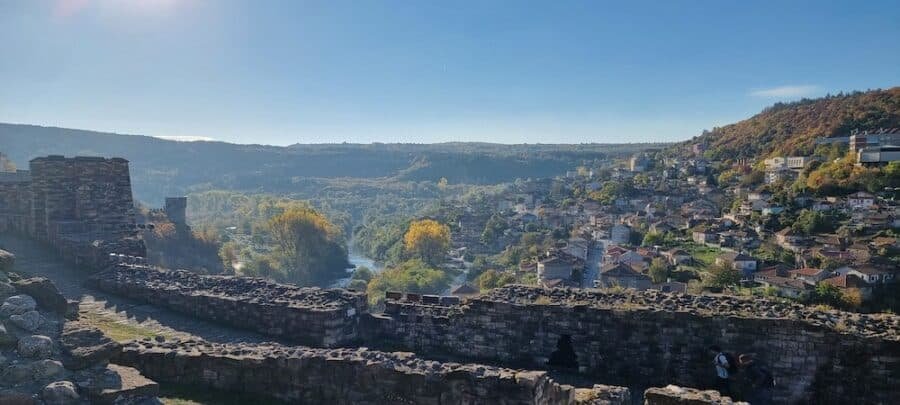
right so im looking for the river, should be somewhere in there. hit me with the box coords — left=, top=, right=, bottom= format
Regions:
left=330, top=242, right=384, bottom=288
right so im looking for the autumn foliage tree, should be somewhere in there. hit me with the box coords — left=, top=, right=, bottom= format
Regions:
left=403, top=219, right=451, bottom=266
left=267, top=206, right=349, bottom=285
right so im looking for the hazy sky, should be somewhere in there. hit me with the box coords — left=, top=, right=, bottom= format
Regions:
left=1, top=1, right=898, bottom=145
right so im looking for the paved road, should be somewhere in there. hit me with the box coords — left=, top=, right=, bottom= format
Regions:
left=0, top=233, right=267, bottom=344
left=582, top=240, right=605, bottom=288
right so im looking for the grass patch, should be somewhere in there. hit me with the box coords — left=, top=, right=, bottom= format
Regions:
left=683, top=243, right=721, bottom=267
left=160, top=384, right=286, bottom=405
left=76, top=309, right=174, bottom=342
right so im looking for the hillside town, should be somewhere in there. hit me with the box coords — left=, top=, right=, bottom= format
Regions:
left=440, top=131, right=899, bottom=312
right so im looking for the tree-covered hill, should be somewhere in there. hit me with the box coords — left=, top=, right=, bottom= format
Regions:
left=0, top=123, right=665, bottom=204
left=692, top=87, right=900, bottom=159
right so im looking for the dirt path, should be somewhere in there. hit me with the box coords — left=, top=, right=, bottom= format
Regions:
left=0, top=233, right=266, bottom=344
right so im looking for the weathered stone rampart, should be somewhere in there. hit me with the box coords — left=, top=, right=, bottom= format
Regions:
left=367, top=286, right=899, bottom=404
left=86, top=265, right=900, bottom=403
left=0, top=155, right=146, bottom=269
left=643, top=386, right=747, bottom=404
left=89, top=264, right=367, bottom=347
left=29, top=155, right=135, bottom=241
left=114, top=339, right=609, bottom=405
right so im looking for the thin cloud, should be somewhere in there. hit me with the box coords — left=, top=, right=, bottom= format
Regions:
left=750, top=85, right=819, bottom=98
left=154, top=135, right=216, bottom=142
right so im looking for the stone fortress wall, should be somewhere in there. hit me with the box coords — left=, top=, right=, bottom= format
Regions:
left=91, top=264, right=900, bottom=404
left=28, top=156, right=135, bottom=241
left=0, top=155, right=147, bottom=268
left=368, top=287, right=899, bottom=404
left=89, top=263, right=367, bottom=348
left=114, top=339, right=616, bottom=405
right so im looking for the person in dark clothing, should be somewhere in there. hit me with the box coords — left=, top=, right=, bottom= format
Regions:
left=739, top=354, right=774, bottom=404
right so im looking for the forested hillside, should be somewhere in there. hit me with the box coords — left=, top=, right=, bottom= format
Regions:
left=0, top=123, right=663, bottom=204
left=694, top=87, right=900, bottom=159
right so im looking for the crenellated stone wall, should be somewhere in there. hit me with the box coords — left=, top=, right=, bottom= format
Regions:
left=366, top=286, right=899, bottom=404
left=89, top=264, right=368, bottom=347
left=114, top=339, right=621, bottom=405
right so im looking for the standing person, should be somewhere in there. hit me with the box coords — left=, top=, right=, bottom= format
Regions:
left=740, top=354, right=774, bottom=404
left=709, top=345, right=732, bottom=396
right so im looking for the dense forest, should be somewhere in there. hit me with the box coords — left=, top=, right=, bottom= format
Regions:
left=692, top=87, right=900, bottom=159
left=0, top=123, right=665, bottom=204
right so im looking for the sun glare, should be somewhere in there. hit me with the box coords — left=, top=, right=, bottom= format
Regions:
left=55, top=0, right=183, bottom=18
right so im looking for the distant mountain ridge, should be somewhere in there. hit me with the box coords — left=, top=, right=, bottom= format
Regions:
left=0, top=123, right=664, bottom=204
left=691, top=87, right=900, bottom=159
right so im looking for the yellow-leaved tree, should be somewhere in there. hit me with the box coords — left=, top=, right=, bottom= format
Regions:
left=267, top=206, right=347, bottom=284
left=403, top=219, right=450, bottom=266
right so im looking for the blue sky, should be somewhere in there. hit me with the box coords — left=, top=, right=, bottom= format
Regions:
left=1, top=1, right=898, bottom=145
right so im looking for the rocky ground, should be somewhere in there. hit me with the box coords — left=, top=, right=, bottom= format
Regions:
left=1, top=269, right=160, bottom=404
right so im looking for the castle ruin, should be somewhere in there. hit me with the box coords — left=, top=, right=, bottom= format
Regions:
left=0, top=155, right=145, bottom=267
left=1, top=154, right=898, bottom=404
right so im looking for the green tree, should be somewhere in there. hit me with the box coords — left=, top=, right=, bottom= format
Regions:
left=642, top=231, right=664, bottom=247
left=366, top=259, right=452, bottom=306
left=351, top=266, right=374, bottom=283
left=476, top=269, right=516, bottom=291
left=792, top=209, right=834, bottom=235
left=347, top=278, right=369, bottom=291
left=588, top=180, right=631, bottom=205
left=649, top=257, right=670, bottom=284
left=481, top=214, right=508, bottom=245
left=810, top=283, right=846, bottom=308
left=218, top=241, right=240, bottom=273
left=240, top=255, right=280, bottom=279
left=704, top=263, right=742, bottom=289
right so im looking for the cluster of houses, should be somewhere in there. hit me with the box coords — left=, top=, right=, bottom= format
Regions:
left=441, top=143, right=897, bottom=307
left=594, top=245, right=687, bottom=293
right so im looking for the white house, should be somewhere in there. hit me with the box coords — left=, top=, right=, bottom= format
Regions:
left=834, top=265, right=895, bottom=285
left=763, top=157, right=787, bottom=170
left=846, top=191, right=875, bottom=210
left=610, top=224, right=632, bottom=245
left=762, top=204, right=785, bottom=216
left=716, top=252, right=758, bottom=276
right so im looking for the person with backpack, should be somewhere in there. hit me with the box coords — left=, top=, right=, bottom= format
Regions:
left=740, top=354, right=774, bottom=404
left=709, top=345, right=736, bottom=396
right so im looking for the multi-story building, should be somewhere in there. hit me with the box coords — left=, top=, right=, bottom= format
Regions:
left=849, top=128, right=900, bottom=152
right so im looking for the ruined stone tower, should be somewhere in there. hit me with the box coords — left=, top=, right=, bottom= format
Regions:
left=164, top=197, right=187, bottom=225
left=29, top=156, right=136, bottom=241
